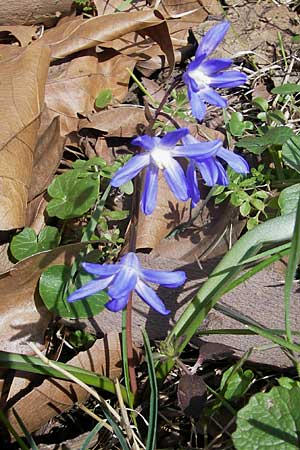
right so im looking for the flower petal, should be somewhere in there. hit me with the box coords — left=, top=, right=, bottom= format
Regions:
left=188, top=88, right=206, bottom=121
left=196, top=158, right=219, bottom=186
left=200, top=58, right=232, bottom=75
left=67, top=276, right=114, bottom=303
left=215, top=160, right=229, bottom=185
left=187, top=54, right=207, bottom=72
left=131, top=135, right=155, bottom=150
left=163, top=158, right=188, bottom=201
left=135, top=280, right=170, bottom=315
left=141, top=165, right=159, bottom=215
left=110, top=153, right=150, bottom=187
left=171, top=139, right=221, bottom=159
left=108, top=266, right=138, bottom=298
left=141, top=269, right=186, bottom=288
left=217, top=148, right=249, bottom=174
left=186, top=160, right=200, bottom=207
left=200, top=87, right=227, bottom=108
left=105, top=295, right=129, bottom=312
left=195, top=21, right=230, bottom=58
left=82, top=262, right=121, bottom=277
left=160, top=128, right=189, bottom=147
left=209, top=71, right=248, bottom=88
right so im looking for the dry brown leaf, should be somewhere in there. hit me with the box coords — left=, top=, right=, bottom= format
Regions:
left=0, top=25, right=39, bottom=47
left=79, top=106, right=147, bottom=137
left=6, top=333, right=122, bottom=435
left=0, top=0, right=74, bottom=26
left=45, top=52, right=135, bottom=136
left=0, top=43, right=50, bottom=230
left=0, top=243, right=84, bottom=354
left=29, top=114, right=65, bottom=201
left=42, top=9, right=173, bottom=62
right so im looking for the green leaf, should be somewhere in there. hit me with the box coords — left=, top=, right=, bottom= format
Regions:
left=252, top=97, right=268, bottom=112
left=278, top=377, right=300, bottom=390
left=232, top=385, right=300, bottom=449
left=231, top=192, right=244, bottom=207
left=220, top=366, right=253, bottom=400
left=95, top=89, right=113, bottom=108
left=236, top=127, right=295, bottom=154
left=272, top=83, right=300, bottom=95
left=282, top=135, right=300, bottom=173
left=47, top=171, right=99, bottom=219
left=38, top=226, right=60, bottom=252
left=105, top=210, right=129, bottom=220
left=143, top=329, right=158, bottom=450
left=10, top=228, right=38, bottom=260
left=39, top=265, right=107, bottom=319
left=250, top=197, right=265, bottom=211
left=240, top=201, right=251, bottom=217
left=10, top=226, right=60, bottom=261
left=278, top=184, right=300, bottom=216
left=80, top=422, right=103, bottom=450
left=228, top=112, right=253, bottom=137
left=119, top=180, right=134, bottom=195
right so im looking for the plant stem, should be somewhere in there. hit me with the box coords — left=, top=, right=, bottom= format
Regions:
left=125, top=174, right=141, bottom=396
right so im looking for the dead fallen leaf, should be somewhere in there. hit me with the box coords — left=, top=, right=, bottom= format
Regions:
left=0, top=0, right=74, bottom=26
left=177, top=373, right=207, bottom=418
left=0, top=25, right=39, bottom=47
left=45, top=51, right=135, bottom=136
left=79, top=106, right=147, bottom=137
left=0, top=43, right=50, bottom=230
left=0, top=243, right=85, bottom=354
left=42, top=9, right=173, bottom=64
left=6, top=333, right=122, bottom=435
left=29, top=114, right=65, bottom=202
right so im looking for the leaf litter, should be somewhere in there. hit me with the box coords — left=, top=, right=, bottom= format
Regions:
left=1, top=0, right=299, bottom=448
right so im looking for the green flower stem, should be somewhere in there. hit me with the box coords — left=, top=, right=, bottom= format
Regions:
left=155, top=212, right=297, bottom=384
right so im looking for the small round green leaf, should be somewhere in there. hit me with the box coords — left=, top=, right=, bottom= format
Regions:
left=10, top=228, right=38, bottom=260
left=47, top=171, right=99, bottom=219
left=95, top=89, right=113, bottom=108
left=120, top=180, right=134, bottom=195
left=278, top=184, right=300, bottom=216
left=38, top=226, right=60, bottom=252
left=240, top=201, right=251, bottom=217
left=220, top=367, right=254, bottom=400
left=39, top=265, right=107, bottom=319
left=232, top=385, right=300, bottom=449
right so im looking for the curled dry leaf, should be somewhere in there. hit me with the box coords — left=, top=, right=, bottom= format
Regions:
left=79, top=106, right=147, bottom=137
left=0, top=43, right=50, bottom=230
left=42, top=9, right=173, bottom=63
left=0, top=25, right=39, bottom=47
left=0, top=0, right=74, bottom=26
left=45, top=52, right=135, bottom=136
left=0, top=242, right=85, bottom=354
left=6, top=333, right=122, bottom=435
left=177, top=373, right=207, bottom=418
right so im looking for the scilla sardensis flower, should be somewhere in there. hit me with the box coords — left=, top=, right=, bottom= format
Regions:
left=183, top=21, right=247, bottom=121
left=111, top=127, right=222, bottom=214
left=67, top=252, right=186, bottom=315
left=183, top=134, right=249, bottom=206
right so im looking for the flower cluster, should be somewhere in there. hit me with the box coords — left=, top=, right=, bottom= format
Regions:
left=183, top=21, right=247, bottom=121
left=68, top=21, right=248, bottom=316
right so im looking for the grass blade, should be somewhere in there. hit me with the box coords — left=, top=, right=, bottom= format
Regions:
left=12, top=408, right=39, bottom=450
left=102, top=407, right=131, bottom=450
left=0, top=351, right=132, bottom=405
left=0, top=409, right=29, bottom=450
left=80, top=422, right=103, bottom=450
left=284, top=197, right=300, bottom=343
left=142, top=329, right=158, bottom=450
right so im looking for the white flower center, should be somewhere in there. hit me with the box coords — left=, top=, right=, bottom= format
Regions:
left=150, top=147, right=173, bottom=170
left=189, top=68, right=211, bottom=88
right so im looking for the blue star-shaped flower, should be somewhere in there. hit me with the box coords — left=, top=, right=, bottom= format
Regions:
left=183, top=134, right=249, bottom=206
left=183, top=21, right=248, bottom=121
left=67, top=252, right=186, bottom=315
left=110, top=128, right=222, bottom=214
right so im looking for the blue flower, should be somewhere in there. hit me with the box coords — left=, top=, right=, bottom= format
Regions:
left=110, top=128, right=222, bottom=215
left=183, top=134, right=249, bottom=206
left=67, top=252, right=186, bottom=315
left=183, top=21, right=248, bottom=121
